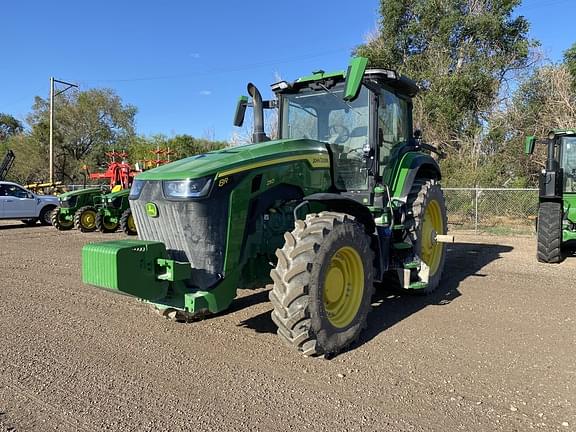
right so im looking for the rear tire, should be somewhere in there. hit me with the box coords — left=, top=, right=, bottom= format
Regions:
left=269, top=212, right=374, bottom=357
left=536, top=201, right=562, bottom=263
left=50, top=208, right=74, bottom=231
left=96, top=211, right=119, bottom=233
left=405, top=179, right=448, bottom=293
left=74, top=206, right=98, bottom=232
left=120, top=208, right=137, bottom=235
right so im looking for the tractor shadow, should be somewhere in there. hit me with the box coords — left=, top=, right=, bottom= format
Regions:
left=237, top=241, right=513, bottom=356
left=347, top=241, right=513, bottom=355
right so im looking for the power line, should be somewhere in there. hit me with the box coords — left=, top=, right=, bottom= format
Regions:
left=79, top=47, right=354, bottom=85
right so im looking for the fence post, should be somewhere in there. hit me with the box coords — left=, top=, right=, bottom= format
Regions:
left=474, top=188, right=479, bottom=232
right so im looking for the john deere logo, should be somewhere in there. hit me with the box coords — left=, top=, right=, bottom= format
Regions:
left=146, top=202, right=158, bottom=218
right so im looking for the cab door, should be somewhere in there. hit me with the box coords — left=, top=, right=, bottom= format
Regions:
left=3, top=184, right=36, bottom=218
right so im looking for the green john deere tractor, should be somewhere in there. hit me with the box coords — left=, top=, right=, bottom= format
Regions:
left=83, top=57, right=451, bottom=356
left=525, top=129, right=576, bottom=262
left=94, top=188, right=137, bottom=235
left=51, top=187, right=108, bottom=231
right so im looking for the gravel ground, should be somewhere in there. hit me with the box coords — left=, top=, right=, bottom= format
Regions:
left=0, top=221, right=574, bottom=432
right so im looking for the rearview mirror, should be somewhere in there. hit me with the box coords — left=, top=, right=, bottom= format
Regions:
left=344, top=57, right=368, bottom=102
left=524, top=136, right=536, bottom=155
left=233, top=96, right=249, bottom=127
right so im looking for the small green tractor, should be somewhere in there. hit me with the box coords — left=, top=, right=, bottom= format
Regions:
left=83, top=58, right=451, bottom=356
left=94, top=188, right=137, bottom=235
left=52, top=152, right=136, bottom=232
left=525, top=129, right=576, bottom=262
left=51, top=186, right=108, bottom=231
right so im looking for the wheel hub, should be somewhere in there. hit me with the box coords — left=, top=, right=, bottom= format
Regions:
left=323, top=246, right=364, bottom=329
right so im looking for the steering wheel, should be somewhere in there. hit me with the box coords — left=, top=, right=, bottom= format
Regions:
left=329, top=125, right=350, bottom=144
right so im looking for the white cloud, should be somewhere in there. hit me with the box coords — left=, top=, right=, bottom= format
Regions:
left=199, top=90, right=212, bottom=96
left=189, top=53, right=200, bottom=58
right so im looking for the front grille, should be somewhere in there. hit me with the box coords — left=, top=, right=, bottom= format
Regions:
left=60, top=195, right=78, bottom=208
left=110, top=196, right=123, bottom=209
left=131, top=181, right=228, bottom=290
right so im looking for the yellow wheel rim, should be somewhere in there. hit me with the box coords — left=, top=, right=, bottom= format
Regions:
left=103, top=217, right=118, bottom=231
left=81, top=210, right=97, bottom=229
left=420, top=199, right=445, bottom=276
left=323, top=246, right=364, bottom=329
left=127, top=214, right=136, bottom=232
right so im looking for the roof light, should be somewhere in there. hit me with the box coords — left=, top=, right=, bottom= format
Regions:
left=271, top=81, right=290, bottom=92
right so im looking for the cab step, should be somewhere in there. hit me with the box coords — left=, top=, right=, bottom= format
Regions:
left=407, top=281, right=428, bottom=290
left=393, top=242, right=412, bottom=250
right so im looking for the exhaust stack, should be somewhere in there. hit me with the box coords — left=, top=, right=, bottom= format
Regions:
left=247, top=83, right=269, bottom=143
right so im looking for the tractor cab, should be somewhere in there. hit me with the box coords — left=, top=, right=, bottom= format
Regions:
left=525, top=129, right=576, bottom=262
left=560, top=135, right=576, bottom=192
left=234, top=58, right=430, bottom=205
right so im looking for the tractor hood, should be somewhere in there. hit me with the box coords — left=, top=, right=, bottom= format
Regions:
left=58, top=187, right=103, bottom=200
left=135, top=138, right=331, bottom=181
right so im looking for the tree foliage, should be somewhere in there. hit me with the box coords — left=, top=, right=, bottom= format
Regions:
left=356, top=0, right=536, bottom=186
left=25, top=88, right=137, bottom=181
left=1, top=88, right=228, bottom=185
left=0, top=113, right=23, bottom=141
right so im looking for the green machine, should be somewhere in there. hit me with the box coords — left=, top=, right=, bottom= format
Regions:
left=51, top=187, right=107, bottom=231
left=525, top=129, right=576, bottom=262
left=83, top=58, right=451, bottom=356
left=94, top=188, right=137, bottom=235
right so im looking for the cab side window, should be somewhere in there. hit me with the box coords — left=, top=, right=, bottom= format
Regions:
left=378, top=89, right=410, bottom=174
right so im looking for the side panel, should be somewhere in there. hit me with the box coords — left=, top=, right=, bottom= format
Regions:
left=223, top=159, right=332, bottom=277
left=563, top=194, right=576, bottom=242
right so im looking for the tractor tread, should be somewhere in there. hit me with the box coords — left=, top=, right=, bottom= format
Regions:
left=536, top=201, right=562, bottom=263
left=269, top=211, right=374, bottom=357
left=120, top=208, right=137, bottom=236
left=96, top=211, right=119, bottom=233
left=404, top=179, right=448, bottom=294
left=74, top=206, right=98, bottom=233
left=50, top=208, right=73, bottom=231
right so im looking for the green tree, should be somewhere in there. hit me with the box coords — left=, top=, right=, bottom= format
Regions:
left=563, top=42, right=576, bottom=87
left=27, top=88, right=137, bottom=182
left=356, top=0, right=535, bottom=186
left=0, top=113, right=23, bottom=141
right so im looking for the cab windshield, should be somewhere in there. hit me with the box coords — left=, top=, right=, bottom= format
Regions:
left=561, top=136, right=576, bottom=192
left=281, top=83, right=370, bottom=190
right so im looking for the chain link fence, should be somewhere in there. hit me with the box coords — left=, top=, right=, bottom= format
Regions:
left=444, top=188, right=538, bottom=234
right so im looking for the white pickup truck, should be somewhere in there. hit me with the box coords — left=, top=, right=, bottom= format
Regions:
left=0, top=181, right=59, bottom=226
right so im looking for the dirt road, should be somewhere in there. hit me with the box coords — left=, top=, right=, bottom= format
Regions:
left=0, top=221, right=574, bottom=431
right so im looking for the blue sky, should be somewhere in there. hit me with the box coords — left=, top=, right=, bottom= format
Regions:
left=1, top=0, right=574, bottom=141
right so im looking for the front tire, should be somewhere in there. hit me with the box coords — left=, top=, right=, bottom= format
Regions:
left=50, top=208, right=74, bottom=231
left=269, top=212, right=374, bottom=357
left=74, top=206, right=98, bottom=232
left=120, top=208, right=137, bottom=235
left=405, top=179, right=448, bottom=293
left=96, top=211, right=119, bottom=233
left=536, top=201, right=562, bottom=263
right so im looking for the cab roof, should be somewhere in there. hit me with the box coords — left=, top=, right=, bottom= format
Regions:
left=275, top=67, right=419, bottom=98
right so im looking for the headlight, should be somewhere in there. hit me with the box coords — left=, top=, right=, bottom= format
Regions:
left=162, top=177, right=213, bottom=199
left=129, top=180, right=145, bottom=200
